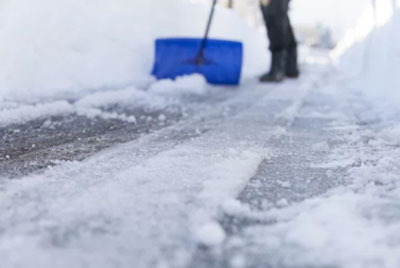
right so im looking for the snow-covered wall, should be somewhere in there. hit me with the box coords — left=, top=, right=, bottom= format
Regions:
left=0, top=0, right=268, bottom=103
left=334, top=0, right=400, bottom=104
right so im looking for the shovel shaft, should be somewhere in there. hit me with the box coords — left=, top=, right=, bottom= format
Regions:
left=196, top=0, right=217, bottom=65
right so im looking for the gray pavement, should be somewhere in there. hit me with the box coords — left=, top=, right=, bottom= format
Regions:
left=0, top=106, right=183, bottom=178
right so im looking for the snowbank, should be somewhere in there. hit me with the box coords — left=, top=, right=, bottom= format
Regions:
left=0, top=75, right=212, bottom=127
left=333, top=0, right=400, bottom=104
left=0, top=0, right=268, bottom=103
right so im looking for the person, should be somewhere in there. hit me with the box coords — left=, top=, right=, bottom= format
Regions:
left=259, top=0, right=299, bottom=82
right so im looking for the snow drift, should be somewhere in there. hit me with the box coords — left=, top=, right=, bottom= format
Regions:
left=334, top=0, right=400, bottom=104
left=0, top=0, right=268, bottom=103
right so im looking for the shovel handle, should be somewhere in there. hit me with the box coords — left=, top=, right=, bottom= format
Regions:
left=196, top=0, right=218, bottom=65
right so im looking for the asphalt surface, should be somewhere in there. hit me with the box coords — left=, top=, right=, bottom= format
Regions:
left=0, top=105, right=184, bottom=178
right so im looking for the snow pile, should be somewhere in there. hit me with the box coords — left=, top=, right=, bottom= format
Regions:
left=0, top=74, right=214, bottom=126
left=0, top=101, right=74, bottom=126
left=148, top=74, right=208, bottom=97
left=0, top=86, right=150, bottom=126
left=195, top=221, right=226, bottom=247
left=0, top=0, right=268, bottom=103
left=334, top=0, right=400, bottom=104
left=246, top=190, right=400, bottom=268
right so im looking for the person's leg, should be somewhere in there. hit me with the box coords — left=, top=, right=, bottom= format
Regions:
left=261, top=0, right=289, bottom=53
left=286, top=14, right=299, bottom=78
left=259, top=0, right=289, bottom=82
left=260, top=0, right=298, bottom=82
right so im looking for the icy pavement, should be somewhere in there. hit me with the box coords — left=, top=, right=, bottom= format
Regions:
left=0, top=105, right=182, bottom=178
left=2, top=57, right=400, bottom=268
left=193, top=73, right=400, bottom=268
left=0, top=75, right=222, bottom=178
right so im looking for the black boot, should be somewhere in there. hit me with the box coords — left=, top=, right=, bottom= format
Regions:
left=259, top=51, right=286, bottom=82
left=286, top=48, right=299, bottom=78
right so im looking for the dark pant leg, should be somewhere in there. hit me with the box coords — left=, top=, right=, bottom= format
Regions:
left=260, top=0, right=297, bottom=53
left=287, top=15, right=297, bottom=52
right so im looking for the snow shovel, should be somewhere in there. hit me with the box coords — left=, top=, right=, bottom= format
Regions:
left=151, top=0, right=243, bottom=85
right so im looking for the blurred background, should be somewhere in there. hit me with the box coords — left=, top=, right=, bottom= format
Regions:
left=191, top=0, right=384, bottom=48
left=0, top=0, right=398, bottom=102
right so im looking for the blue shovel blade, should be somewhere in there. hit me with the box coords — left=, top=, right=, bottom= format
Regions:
left=152, top=38, right=243, bottom=85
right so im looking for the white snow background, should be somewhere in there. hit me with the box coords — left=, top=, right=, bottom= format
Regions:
left=0, top=0, right=268, bottom=103
left=334, top=0, right=400, bottom=105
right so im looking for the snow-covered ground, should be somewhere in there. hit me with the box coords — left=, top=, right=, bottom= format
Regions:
left=0, top=59, right=318, bottom=268
left=1, top=0, right=400, bottom=268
